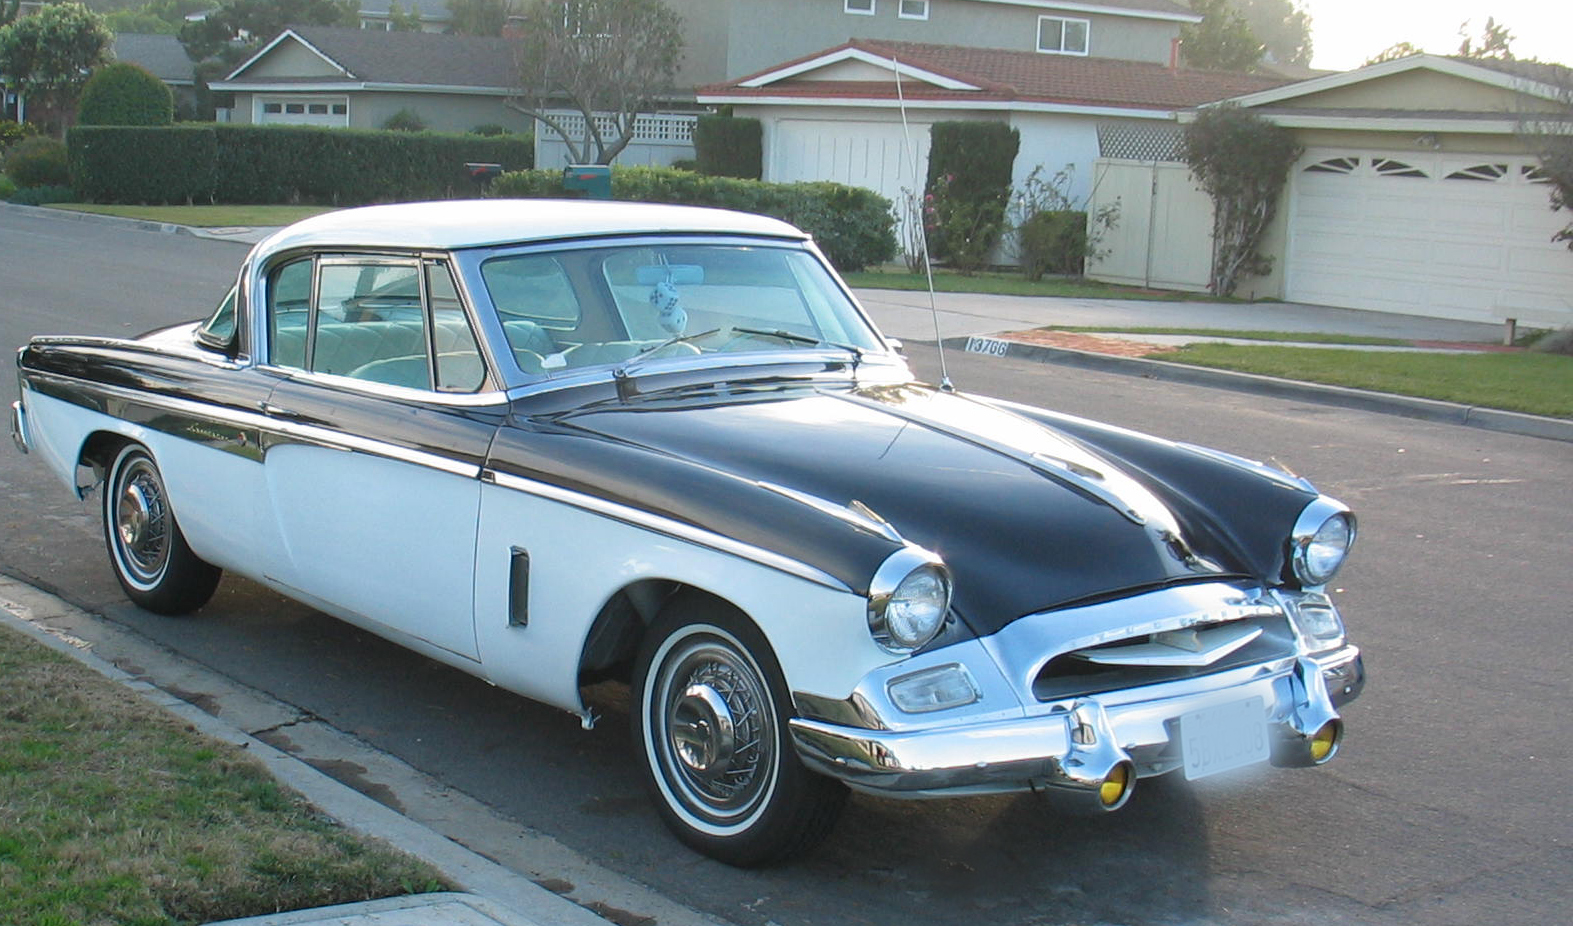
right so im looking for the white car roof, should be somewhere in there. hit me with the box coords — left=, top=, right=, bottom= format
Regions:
left=252, top=199, right=810, bottom=259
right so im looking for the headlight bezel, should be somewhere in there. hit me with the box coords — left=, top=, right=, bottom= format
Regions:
left=867, top=547, right=952, bottom=655
left=1289, top=497, right=1356, bottom=588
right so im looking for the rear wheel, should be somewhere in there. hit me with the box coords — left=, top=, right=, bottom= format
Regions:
left=631, top=599, right=846, bottom=867
left=103, top=443, right=221, bottom=615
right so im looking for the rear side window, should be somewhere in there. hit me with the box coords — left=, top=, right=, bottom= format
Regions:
left=268, top=258, right=313, bottom=369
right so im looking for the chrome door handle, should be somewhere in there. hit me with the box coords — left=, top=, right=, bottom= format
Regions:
left=259, top=402, right=305, bottom=420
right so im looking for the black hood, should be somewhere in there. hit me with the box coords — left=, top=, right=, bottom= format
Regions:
left=504, top=380, right=1283, bottom=635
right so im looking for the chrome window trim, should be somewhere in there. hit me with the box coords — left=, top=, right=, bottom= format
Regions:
left=482, top=468, right=852, bottom=593
left=264, top=366, right=513, bottom=409
left=496, top=351, right=911, bottom=403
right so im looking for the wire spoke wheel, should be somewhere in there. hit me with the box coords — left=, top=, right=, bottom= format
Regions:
left=101, top=444, right=221, bottom=615
left=112, top=456, right=171, bottom=586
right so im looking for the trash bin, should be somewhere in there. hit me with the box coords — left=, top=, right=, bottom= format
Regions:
left=562, top=164, right=612, bottom=200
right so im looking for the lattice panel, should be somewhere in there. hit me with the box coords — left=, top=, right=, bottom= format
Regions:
left=1097, top=123, right=1184, bottom=162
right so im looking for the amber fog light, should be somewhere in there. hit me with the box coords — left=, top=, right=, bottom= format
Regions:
left=1308, top=720, right=1342, bottom=764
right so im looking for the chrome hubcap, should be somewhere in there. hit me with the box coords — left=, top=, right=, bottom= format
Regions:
left=655, top=635, right=775, bottom=822
left=114, top=460, right=168, bottom=580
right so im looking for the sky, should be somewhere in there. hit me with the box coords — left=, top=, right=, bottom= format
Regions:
left=1301, top=0, right=1573, bottom=70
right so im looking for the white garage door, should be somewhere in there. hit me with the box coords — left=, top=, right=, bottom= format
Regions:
left=1286, top=149, right=1571, bottom=327
left=255, top=96, right=349, bottom=127
left=770, top=119, right=929, bottom=210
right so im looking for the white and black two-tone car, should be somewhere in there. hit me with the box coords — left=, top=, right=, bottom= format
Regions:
left=11, top=201, right=1364, bottom=866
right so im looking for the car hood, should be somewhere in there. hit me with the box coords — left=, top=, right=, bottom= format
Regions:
left=520, top=380, right=1267, bottom=635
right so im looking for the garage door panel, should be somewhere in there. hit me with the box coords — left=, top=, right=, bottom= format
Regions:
left=1287, top=149, right=1571, bottom=327
left=772, top=120, right=928, bottom=209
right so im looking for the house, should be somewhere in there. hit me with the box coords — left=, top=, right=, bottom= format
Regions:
left=209, top=26, right=530, bottom=134
left=357, top=0, right=451, bottom=33
left=667, top=0, right=1203, bottom=89
left=698, top=38, right=1283, bottom=216
left=111, top=33, right=198, bottom=119
left=1087, top=54, right=1573, bottom=329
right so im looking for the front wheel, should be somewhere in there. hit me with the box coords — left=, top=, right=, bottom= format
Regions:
left=103, top=443, right=221, bottom=615
left=631, top=600, right=846, bottom=867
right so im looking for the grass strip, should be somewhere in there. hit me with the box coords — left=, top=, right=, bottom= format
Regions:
left=0, top=623, right=446, bottom=926
left=1155, top=344, right=1573, bottom=419
left=45, top=203, right=335, bottom=227
left=842, top=269, right=1220, bottom=301
left=1050, top=326, right=1414, bottom=347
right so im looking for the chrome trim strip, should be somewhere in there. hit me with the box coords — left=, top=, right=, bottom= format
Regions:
left=23, top=369, right=484, bottom=480
left=1175, top=442, right=1316, bottom=492
left=10, top=398, right=30, bottom=454
left=265, top=366, right=512, bottom=408
left=755, top=481, right=905, bottom=543
left=483, top=468, right=852, bottom=593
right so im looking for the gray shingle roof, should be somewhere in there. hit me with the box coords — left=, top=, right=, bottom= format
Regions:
left=112, top=33, right=196, bottom=86
left=262, top=26, right=516, bottom=89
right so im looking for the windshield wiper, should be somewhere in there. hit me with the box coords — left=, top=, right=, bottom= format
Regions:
left=614, top=327, right=722, bottom=378
left=730, top=326, right=867, bottom=363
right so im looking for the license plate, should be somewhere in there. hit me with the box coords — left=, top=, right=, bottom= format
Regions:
left=1179, top=696, right=1270, bottom=780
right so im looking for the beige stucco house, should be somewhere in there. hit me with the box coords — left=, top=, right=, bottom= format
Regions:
left=1089, top=54, right=1572, bottom=329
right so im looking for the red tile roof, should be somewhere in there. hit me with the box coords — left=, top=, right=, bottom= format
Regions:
left=704, top=39, right=1291, bottom=111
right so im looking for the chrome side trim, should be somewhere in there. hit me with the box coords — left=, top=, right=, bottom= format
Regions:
left=483, top=468, right=852, bottom=593
left=262, top=366, right=512, bottom=409
left=23, top=369, right=483, bottom=479
left=756, top=481, right=904, bottom=543
left=1175, top=442, right=1316, bottom=492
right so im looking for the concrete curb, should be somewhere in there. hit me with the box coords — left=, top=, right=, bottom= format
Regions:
left=0, top=201, right=268, bottom=244
left=945, top=335, right=1573, bottom=444
left=0, top=585, right=612, bottom=926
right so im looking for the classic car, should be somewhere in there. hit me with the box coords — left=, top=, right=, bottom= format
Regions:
left=10, top=200, right=1364, bottom=866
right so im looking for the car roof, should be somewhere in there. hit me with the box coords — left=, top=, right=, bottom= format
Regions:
left=252, top=199, right=811, bottom=258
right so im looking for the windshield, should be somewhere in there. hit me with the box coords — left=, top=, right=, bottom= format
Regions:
left=479, top=243, right=882, bottom=378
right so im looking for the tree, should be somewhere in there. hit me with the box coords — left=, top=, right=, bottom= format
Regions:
left=0, top=3, right=114, bottom=135
left=1520, top=66, right=1573, bottom=252
left=510, top=0, right=683, bottom=165
left=178, top=0, right=357, bottom=65
left=2, top=0, right=21, bottom=28
left=1180, top=0, right=1263, bottom=72
left=1235, top=0, right=1312, bottom=68
left=447, top=0, right=515, bottom=36
left=104, top=0, right=219, bottom=36
left=1365, top=41, right=1423, bottom=66
left=1182, top=104, right=1302, bottom=297
left=387, top=1, right=423, bottom=31
left=1457, top=17, right=1514, bottom=60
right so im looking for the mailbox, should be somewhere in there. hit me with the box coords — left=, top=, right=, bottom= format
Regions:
left=562, top=164, right=612, bottom=200
left=465, top=162, right=503, bottom=190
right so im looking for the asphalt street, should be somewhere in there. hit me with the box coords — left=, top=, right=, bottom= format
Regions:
left=2, top=207, right=1571, bottom=926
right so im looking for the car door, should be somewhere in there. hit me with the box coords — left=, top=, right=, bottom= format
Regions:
left=256, top=253, right=505, bottom=661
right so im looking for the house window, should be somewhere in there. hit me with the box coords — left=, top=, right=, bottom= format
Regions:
left=257, top=96, right=351, bottom=127
left=332, top=103, right=347, bottom=115
left=844, top=0, right=875, bottom=15
left=263, top=103, right=283, bottom=114
left=285, top=103, right=305, bottom=114
left=1373, top=157, right=1428, bottom=179
left=307, top=104, right=328, bottom=115
left=899, top=0, right=928, bottom=19
left=1445, top=163, right=1507, bottom=182
left=1038, top=16, right=1090, bottom=55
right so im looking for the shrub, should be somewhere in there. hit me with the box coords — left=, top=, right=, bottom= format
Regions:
left=8, top=183, right=75, bottom=205
left=0, top=120, right=38, bottom=158
left=1017, top=210, right=1087, bottom=279
left=923, top=122, right=1018, bottom=268
left=1531, top=327, right=1573, bottom=356
left=470, top=123, right=510, bottom=136
left=67, top=125, right=535, bottom=205
left=76, top=62, right=174, bottom=126
left=0, top=173, right=16, bottom=200
left=381, top=109, right=427, bottom=132
left=490, top=166, right=897, bottom=271
left=693, top=115, right=762, bottom=179
left=669, top=158, right=699, bottom=172
left=3, top=136, right=69, bottom=188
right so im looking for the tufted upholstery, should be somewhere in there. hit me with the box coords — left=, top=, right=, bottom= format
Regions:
left=272, top=319, right=480, bottom=381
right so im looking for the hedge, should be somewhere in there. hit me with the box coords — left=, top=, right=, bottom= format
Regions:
left=68, top=124, right=536, bottom=206
left=490, top=165, right=897, bottom=271
left=693, top=115, right=762, bottom=179
left=924, top=121, right=1019, bottom=266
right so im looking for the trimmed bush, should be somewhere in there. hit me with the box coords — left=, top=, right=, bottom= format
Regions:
left=8, top=183, right=75, bottom=205
left=0, top=173, right=16, bottom=200
left=76, top=63, right=174, bottom=127
left=923, top=122, right=1019, bottom=268
left=4, top=136, right=69, bottom=188
left=490, top=165, right=896, bottom=271
left=693, top=115, right=762, bottom=179
left=470, top=123, right=510, bottom=136
left=71, top=126, right=217, bottom=204
left=381, top=108, right=427, bottom=132
left=1018, top=210, right=1087, bottom=280
left=67, top=124, right=535, bottom=205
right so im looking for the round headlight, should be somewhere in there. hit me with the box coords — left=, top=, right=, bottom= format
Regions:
left=1291, top=500, right=1355, bottom=587
left=868, top=550, right=952, bottom=654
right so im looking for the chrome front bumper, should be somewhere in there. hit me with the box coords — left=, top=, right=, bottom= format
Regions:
left=9, top=399, right=29, bottom=454
left=790, top=646, right=1362, bottom=801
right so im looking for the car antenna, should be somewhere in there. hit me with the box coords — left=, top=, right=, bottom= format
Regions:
left=893, top=55, right=953, bottom=392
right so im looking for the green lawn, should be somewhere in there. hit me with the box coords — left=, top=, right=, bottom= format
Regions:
left=0, top=624, right=446, bottom=926
left=1157, top=344, right=1573, bottom=419
left=1052, top=326, right=1415, bottom=347
left=843, top=268, right=1224, bottom=301
left=46, top=203, right=335, bottom=227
